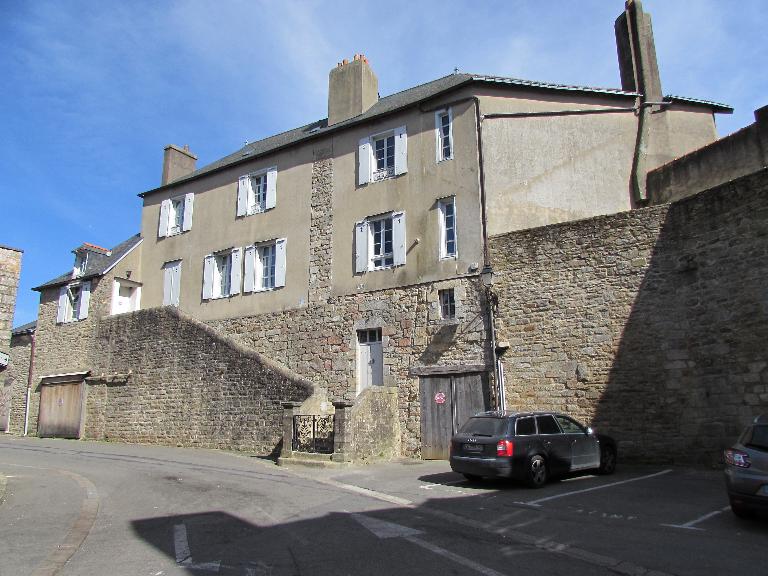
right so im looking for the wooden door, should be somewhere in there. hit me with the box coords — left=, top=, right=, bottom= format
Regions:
left=420, top=372, right=490, bottom=460
left=38, top=382, right=84, bottom=438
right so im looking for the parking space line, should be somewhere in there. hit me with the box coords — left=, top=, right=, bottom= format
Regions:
left=661, top=506, right=730, bottom=531
left=522, top=469, right=673, bottom=506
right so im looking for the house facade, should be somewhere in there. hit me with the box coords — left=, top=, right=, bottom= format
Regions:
left=13, top=1, right=746, bottom=461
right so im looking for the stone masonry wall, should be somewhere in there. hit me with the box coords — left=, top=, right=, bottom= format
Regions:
left=491, top=168, right=768, bottom=466
left=1, top=246, right=23, bottom=432
left=351, top=386, right=400, bottom=462
left=4, top=332, right=32, bottom=434
left=211, top=277, right=490, bottom=457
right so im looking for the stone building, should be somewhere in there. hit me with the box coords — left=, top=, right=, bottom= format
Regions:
left=15, top=1, right=754, bottom=463
left=1, top=244, right=23, bottom=433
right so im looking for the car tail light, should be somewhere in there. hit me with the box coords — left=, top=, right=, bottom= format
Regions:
left=724, top=448, right=751, bottom=468
left=496, top=440, right=514, bottom=457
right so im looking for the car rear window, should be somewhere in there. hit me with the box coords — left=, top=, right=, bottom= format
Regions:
left=745, top=425, right=768, bottom=451
left=459, top=417, right=507, bottom=437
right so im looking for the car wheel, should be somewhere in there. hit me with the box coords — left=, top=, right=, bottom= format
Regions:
left=730, top=498, right=754, bottom=518
left=526, top=455, right=548, bottom=488
left=598, top=445, right=617, bottom=475
left=463, top=473, right=482, bottom=482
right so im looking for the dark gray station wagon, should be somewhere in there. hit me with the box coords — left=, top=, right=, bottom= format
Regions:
left=450, top=411, right=617, bottom=487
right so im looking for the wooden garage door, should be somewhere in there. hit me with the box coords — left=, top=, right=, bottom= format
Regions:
left=420, top=372, right=490, bottom=460
left=38, top=381, right=84, bottom=438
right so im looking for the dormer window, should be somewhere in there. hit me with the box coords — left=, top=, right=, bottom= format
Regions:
left=73, top=252, right=88, bottom=277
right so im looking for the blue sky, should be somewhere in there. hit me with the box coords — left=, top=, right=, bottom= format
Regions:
left=2, top=0, right=766, bottom=327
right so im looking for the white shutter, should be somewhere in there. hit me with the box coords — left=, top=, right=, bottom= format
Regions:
left=392, top=211, right=406, bottom=266
left=394, top=125, right=408, bottom=176
left=158, top=199, right=170, bottom=237
left=171, top=262, right=181, bottom=306
left=237, top=175, right=249, bottom=217
left=182, top=193, right=194, bottom=231
left=230, top=247, right=242, bottom=295
left=243, top=245, right=256, bottom=293
left=265, top=167, right=277, bottom=210
left=358, top=137, right=371, bottom=186
left=57, top=286, right=68, bottom=323
left=275, top=238, right=287, bottom=288
left=202, top=255, right=214, bottom=300
left=162, top=264, right=173, bottom=305
left=78, top=281, right=91, bottom=320
left=354, top=220, right=369, bottom=273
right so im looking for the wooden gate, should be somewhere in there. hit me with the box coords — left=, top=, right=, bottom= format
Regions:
left=38, top=381, right=84, bottom=438
left=419, top=370, right=490, bottom=460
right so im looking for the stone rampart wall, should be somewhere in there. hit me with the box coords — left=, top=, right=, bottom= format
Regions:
left=491, top=168, right=768, bottom=465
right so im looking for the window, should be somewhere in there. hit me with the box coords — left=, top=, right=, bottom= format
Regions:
left=203, top=248, right=242, bottom=300
left=358, top=125, right=407, bottom=185
left=555, top=415, right=585, bottom=434
left=438, top=197, right=457, bottom=259
left=354, top=212, right=406, bottom=272
left=536, top=415, right=562, bottom=435
left=435, top=108, right=453, bottom=162
left=439, top=289, right=455, bottom=320
left=243, top=239, right=287, bottom=292
left=237, top=167, right=277, bottom=217
left=515, top=417, right=536, bottom=436
left=56, top=281, right=91, bottom=323
left=73, top=252, right=88, bottom=277
left=111, top=278, right=141, bottom=315
left=158, top=193, right=194, bottom=237
left=162, top=260, right=182, bottom=307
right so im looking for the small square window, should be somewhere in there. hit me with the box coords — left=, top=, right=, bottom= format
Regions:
left=439, top=288, right=456, bottom=320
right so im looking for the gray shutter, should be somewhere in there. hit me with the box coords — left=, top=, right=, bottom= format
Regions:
left=394, top=125, right=408, bottom=175
left=57, top=286, right=68, bottom=323
left=158, top=199, right=170, bottom=237
left=182, top=193, right=194, bottom=231
left=78, top=281, right=91, bottom=320
left=358, top=137, right=371, bottom=186
left=243, top=245, right=256, bottom=293
left=171, top=262, right=181, bottom=306
left=237, top=175, right=248, bottom=217
left=265, top=167, right=277, bottom=210
left=354, top=220, right=369, bottom=273
left=230, top=247, right=242, bottom=295
left=275, top=238, right=287, bottom=288
left=202, top=255, right=214, bottom=300
left=392, top=211, right=406, bottom=266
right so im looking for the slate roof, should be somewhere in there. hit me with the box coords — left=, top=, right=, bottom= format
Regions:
left=140, top=72, right=732, bottom=197
left=33, top=234, right=143, bottom=291
left=11, top=320, right=36, bottom=336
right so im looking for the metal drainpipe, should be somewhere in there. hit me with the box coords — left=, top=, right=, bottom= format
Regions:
left=23, top=331, right=35, bottom=436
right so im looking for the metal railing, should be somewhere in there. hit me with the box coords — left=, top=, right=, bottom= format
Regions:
left=292, top=415, right=334, bottom=454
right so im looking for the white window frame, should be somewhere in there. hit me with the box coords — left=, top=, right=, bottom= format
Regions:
left=438, top=196, right=458, bottom=260
left=56, top=281, right=91, bottom=324
left=358, top=125, right=407, bottom=186
left=158, top=193, right=194, bottom=237
left=354, top=211, right=406, bottom=273
left=202, top=248, right=242, bottom=300
left=237, top=167, right=277, bottom=217
left=369, top=214, right=394, bottom=269
left=243, top=238, right=287, bottom=293
left=435, top=108, right=453, bottom=162
left=110, top=278, right=142, bottom=315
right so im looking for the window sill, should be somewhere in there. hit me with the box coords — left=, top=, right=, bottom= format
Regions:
left=437, top=156, right=454, bottom=163
left=439, top=255, right=458, bottom=261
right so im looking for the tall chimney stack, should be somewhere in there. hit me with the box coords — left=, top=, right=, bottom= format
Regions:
left=328, top=54, right=379, bottom=126
left=161, top=144, right=197, bottom=185
left=615, top=0, right=662, bottom=103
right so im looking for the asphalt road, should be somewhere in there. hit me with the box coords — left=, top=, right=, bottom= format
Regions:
left=1, top=436, right=766, bottom=576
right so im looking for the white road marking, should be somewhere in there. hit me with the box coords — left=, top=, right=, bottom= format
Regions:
left=662, top=506, right=731, bottom=531
left=524, top=469, right=673, bottom=505
left=173, top=523, right=221, bottom=572
left=353, top=514, right=508, bottom=576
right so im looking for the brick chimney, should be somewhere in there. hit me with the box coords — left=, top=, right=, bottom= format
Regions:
left=161, top=144, right=197, bottom=185
left=615, top=0, right=662, bottom=103
left=328, top=54, right=379, bottom=126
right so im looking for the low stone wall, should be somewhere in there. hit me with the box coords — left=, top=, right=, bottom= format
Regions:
left=491, top=168, right=768, bottom=465
left=81, top=307, right=316, bottom=454
left=647, top=105, right=768, bottom=205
